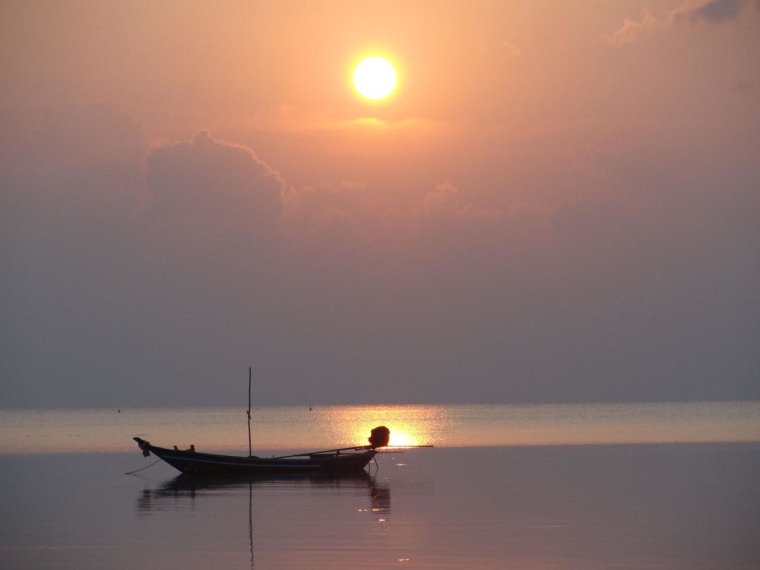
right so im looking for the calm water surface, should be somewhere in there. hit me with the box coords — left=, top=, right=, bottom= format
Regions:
left=1, top=401, right=759, bottom=454
left=1, top=402, right=759, bottom=569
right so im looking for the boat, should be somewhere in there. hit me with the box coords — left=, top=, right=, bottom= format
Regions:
left=133, top=425, right=390, bottom=476
left=132, top=368, right=397, bottom=476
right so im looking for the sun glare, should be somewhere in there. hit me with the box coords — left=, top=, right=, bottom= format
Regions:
left=387, top=430, right=419, bottom=447
left=353, top=57, right=397, bottom=100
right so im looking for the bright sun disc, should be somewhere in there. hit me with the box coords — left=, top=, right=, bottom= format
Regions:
left=353, top=57, right=397, bottom=100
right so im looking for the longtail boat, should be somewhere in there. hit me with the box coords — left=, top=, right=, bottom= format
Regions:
left=133, top=425, right=390, bottom=476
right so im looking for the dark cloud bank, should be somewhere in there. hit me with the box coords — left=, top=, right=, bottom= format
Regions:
left=1, top=102, right=758, bottom=408
left=672, top=0, right=757, bottom=23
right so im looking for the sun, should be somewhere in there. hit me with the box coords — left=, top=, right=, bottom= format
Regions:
left=353, top=57, right=397, bottom=101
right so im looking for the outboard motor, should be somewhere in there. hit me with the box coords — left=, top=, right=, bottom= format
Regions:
left=368, top=426, right=390, bottom=448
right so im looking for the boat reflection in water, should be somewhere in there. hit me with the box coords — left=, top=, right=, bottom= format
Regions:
left=137, top=471, right=390, bottom=514
left=136, top=472, right=391, bottom=568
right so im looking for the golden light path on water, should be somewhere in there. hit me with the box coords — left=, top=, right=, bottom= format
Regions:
left=318, top=405, right=442, bottom=448
left=1, top=402, right=759, bottom=454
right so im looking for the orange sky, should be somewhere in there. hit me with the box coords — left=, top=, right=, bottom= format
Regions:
left=1, top=0, right=759, bottom=407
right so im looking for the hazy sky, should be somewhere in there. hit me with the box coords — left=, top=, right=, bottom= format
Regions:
left=2, top=0, right=759, bottom=408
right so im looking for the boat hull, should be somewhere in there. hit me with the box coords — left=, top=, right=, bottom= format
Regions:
left=134, top=437, right=378, bottom=476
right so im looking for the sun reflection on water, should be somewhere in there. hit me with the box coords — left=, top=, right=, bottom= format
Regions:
left=317, top=405, right=443, bottom=449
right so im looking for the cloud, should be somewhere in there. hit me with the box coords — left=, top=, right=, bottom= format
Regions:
left=422, top=180, right=473, bottom=218
left=146, top=130, right=285, bottom=229
left=607, top=0, right=758, bottom=45
left=283, top=180, right=374, bottom=236
left=605, top=9, right=661, bottom=46
left=671, top=0, right=755, bottom=23
left=283, top=177, right=510, bottom=253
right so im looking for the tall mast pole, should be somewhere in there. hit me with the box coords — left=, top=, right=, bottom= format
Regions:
left=247, top=367, right=252, bottom=457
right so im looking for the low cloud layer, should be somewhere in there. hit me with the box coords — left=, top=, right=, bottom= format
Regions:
left=2, top=96, right=758, bottom=408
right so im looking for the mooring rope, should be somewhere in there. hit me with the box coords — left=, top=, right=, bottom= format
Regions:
left=124, top=459, right=161, bottom=475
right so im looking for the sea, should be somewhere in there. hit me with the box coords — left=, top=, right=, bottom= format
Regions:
left=1, top=402, right=759, bottom=569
